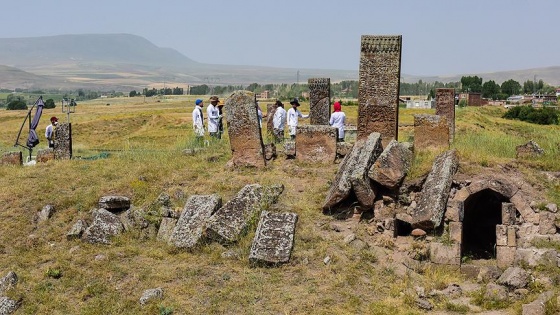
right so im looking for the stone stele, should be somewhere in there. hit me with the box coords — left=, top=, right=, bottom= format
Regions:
left=308, top=78, right=331, bottom=125
left=295, top=125, right=338, bottom=164
left=249, top=211, right=298, bottom=266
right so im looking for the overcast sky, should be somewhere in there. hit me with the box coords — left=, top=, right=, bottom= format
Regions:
left=1, top=0, right=558, bottom=76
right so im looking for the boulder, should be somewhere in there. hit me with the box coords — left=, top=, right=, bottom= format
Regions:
left=0, top=296, right=21, bottom=315
left=98, top=196, right=131, bottom=212
left=497, top=267, right=529, bottom=289
left=36, top=204, right=55, bottom=223
left=0, top=272, right=17, bottom=295
left=66, top=219, right=88, bottom=240
left=349, top=132, right=383, bottom=208
left=368, top=140, right=413, bottom=190
left=82, top=209, right=124, bottom=244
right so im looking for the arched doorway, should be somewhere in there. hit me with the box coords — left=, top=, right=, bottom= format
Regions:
left=462, top=189, right=508, bottom=259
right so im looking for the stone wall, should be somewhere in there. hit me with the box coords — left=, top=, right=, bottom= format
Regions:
left=435, top=88, right=455, bottom=143
left=308, top=78, right=331, bottom=125
left=54, top=122, right=72, bottom=160
left=357, top=35, right=402, bottom=147
left=413, top=114, right=449, bottom=150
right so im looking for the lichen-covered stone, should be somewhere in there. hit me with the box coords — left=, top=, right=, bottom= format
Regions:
left=0, top=272, right=17, bottom=295
left=53, top=122, right=72, bottom=160
left=308, top=78, right=331, bottom=125
left=66, top=219, right=88, bottom=240
left=249, top=211, right=298, bottom=266
left=98, top=195, right=131, bottom=212
left=368, top=140, right=413, bottom=189
left=0, top=296, right=21, bottom=315
left=36, top=204, right=55, bottom=223
left=295, top=125, right=338, bottom=164
left=169, top=194, right=222, bottom=249
left=156, top=217, right=177, bottom=242
left=497, top=267, right=529, bottom=289
left=139, top=287, right=163, bottom=305
left=516, top=140, right=544, bottom=158
left=36, top=148, right=54, bottom=163
left=82, top=209, right=124, bottom=244
left=349, top=132, right=383, bottom=208
left=205, top=184, right=283, bottom=244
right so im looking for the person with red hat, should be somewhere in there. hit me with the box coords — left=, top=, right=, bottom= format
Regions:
left=329, top=101, right=346, bottom=142
left=45, top=116, right=58, bottom=148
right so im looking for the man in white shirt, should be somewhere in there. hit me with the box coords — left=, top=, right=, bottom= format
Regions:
left=287, top=98, right=308, bottom=140
left=192, top=99, right=204, bottom=143
left=207, top=96, right=220, bottom=139
left=45, top=116, right=58, bottom=148
left=272, top=100, right=287, bottom=142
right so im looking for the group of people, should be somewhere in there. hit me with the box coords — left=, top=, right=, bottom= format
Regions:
left=191, top=96, right=346, bottom=144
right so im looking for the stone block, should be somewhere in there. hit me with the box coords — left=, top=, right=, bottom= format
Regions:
left=54, top=122, right=72, bottom=160
left=98, top=195, right=131, bottom=212
left=283, top=141, right=296, bottom=158
left=413, top=114, right=449, bottom=150
left=1, top=151, right=22, bottom=166
left=449, top=222, right=462, bottom=244
left=336, top=142, right=353, bottom=157
left=83, top=209, right=124, bottom=244
left=169, top=194, right=221, bottom=249
left=515, top=248, right=558, bottom=268
left=539, top=211, right=557, bottom=235
left=36, top=148, right=54, bottom=163
left=308, top=78, right=331, bottom=125
left=224, top=90, right=265, bottom=168
left=496, top=225, right=508, bottom=246
left=429, top=242, right=460, bottom=265
left=497, top=266, right=529, bottom=289
left=295, top=125, right=337, bottom=164
left=507, top=226, right=517, bottom=247
left=445, top=200, right=464, bottom=222
left=249, top=211, right=298, bottom=266
left=368, top=140, right=413, bottom=190
left=157, top=217, right=177, bottom=242
left=502, top=202, right=517, bottom=225
left=496, top=246, right=516, bottom=268
left=411, top=150, right=459, bottom=229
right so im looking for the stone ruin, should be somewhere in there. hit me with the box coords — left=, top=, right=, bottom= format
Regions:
left=357, top=35, right=402, bottom=147
left=0, top=271, right=20, bottom=315
left=435, top=88, right=455, bottom=143
left=308, top=78, right=331, bottom=125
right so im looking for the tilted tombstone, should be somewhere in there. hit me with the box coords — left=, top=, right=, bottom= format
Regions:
left=435, top=88, right=455, bottom=143
left=224, top=91, right=266, bottom=168
left=308, top=78, right=331, bottom=125
left=54, top=122, right=72, bottom=160
left=357, top=35, right=402, bottom=147
left=295, top=125, right=338, bottom=164
left=413, top=114, right=450, bottom=150
left=249, top=211, right=298, bottom=266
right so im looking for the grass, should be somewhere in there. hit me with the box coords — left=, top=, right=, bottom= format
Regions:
left=1, top=96, right=560, bottom=313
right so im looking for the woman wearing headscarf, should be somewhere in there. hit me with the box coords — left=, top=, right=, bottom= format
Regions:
left=329, top=101, right=346, bottom=142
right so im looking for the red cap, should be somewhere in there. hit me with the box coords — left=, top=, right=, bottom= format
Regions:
left=50, top=116, right=59, bottom=122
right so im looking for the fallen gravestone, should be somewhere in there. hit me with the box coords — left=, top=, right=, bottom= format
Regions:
left=249, top=211, right=298, bottom=266
left=82, top=209, right=125, bottom=244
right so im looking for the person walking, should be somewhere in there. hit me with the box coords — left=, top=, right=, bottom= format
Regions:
left=45, top=116, right=58, bottom=148
left=207, top=96, right=220, bottom=139
left=329, top=101, right=346, bottom=142
left=272, top=100, right=287, bottom=143
left=287, top=98, right=308, bottom=140
left=192, top=99, right=205, bottom=144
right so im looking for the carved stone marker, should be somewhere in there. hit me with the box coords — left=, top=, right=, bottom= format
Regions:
left=358, top=35, right=402, bottom=147
left=411, top=150, right=459, bottom=230
left=249, top=211, right=298, bottom=266
left=435, top=88, right=455, bottom=143
left=36, top=148, right=54, bottom=163
left=308, top=78, right=331, bottom=125
left=54, top=122, right=72, bottom=160
left=205, top=184, right=284, bottom=244
left=224, top=91, right=265, bottom=168
left=295, top=125, right=338, bottom=164
left=169, top=194, right=222, bottom=249
left=413, top=114, right=449, bottom=149
left=0, top=151, right=22, bottom=166
left=368, top=140, right=413, bottom=190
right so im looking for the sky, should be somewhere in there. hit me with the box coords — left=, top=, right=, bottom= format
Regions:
left=1, top=0, right=558, bottom=76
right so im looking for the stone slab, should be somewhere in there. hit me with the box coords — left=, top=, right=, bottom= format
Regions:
left=430, top=242, right=460, bottom=265
left=295, top=125, right=338, bottom=164
left=496, top=246, right=516, bottom=268
left=36, top=148, right=54, bottom=163
left=413, top=114, right=449, bottom=150
left=502, top=202, right=517, bottom=225
left=368, top=140, right=413, bottom=190
left=156, top=217, right=177, bottom=242
left=249, top=211, right=298, bottom=266
left=435, top=88, right=455, bottom=143
left=349, top=132, right=383, bottom=208
left=98, top=195, right=131, bottom=212
left=308, top=78, right=331, bottom=125
left=54, top=122, right=72, bottom=160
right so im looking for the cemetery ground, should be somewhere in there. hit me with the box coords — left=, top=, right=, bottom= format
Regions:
left=1, top=95, right=560, bottom=314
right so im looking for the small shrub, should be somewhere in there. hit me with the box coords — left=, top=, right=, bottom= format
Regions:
left=46, top=268, right=62, bottom=279
left=159, top=305, right=173, bottom=315
left=6, top=100, right=27, bottom=110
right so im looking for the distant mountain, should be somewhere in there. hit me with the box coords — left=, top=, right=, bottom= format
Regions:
left=0, top=33, right=557, bottom=91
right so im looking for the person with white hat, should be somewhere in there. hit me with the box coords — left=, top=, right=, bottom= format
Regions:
left=287, top=98, right=308, bottom=140
left=192, top=99, right=205, bottom=144
left=207, top=96, right=220, bottom=139
left=272, top=100, right=286, bottom=142
left=45, top=116, right=58, bottom=148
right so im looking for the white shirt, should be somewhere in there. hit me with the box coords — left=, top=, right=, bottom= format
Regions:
left=329, top=111, right=346, bottom=139
left=207, top=103, right=219, bottom=133
left=273, top=107, right=287, bottom=129
left=192, top=106, right=204, bottom=135
left=45, top=124, right=54, bottom=139
left=287, top=107, right=308, bottom=127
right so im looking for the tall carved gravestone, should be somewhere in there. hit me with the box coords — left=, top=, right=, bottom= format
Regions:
left=308, top=78, right=331, bottom=125
left=358, top=35, right=402, bottom=147
left=224, top=91, right=266, bottom=168
left=54, top=122, right=72, bottom=160
left=435, top=88, right=455, bottom=143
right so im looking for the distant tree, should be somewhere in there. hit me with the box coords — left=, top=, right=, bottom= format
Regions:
left=190, top=85, right=209, bottom=95
left=6, top=100, right=27, bottom=110
left=6, top=94, right=24, bottom=103
left=246, top=83, right=260, bottom=92
left=44, top=98, right=56, bottom=109
left=482, top=80, right=501, bottom=99
left=501, top=79, right=522, bottom=96
left=523, top=80, right=534, bottom=94
left=460, top=76, right=482, bottom=92
left=129, top=90, right=138, bottom=97
left=172, top=87, right=183, bottom=95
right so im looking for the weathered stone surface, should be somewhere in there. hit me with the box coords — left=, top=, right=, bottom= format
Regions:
left=515, top=248, right=558, bottom=268
left=507, top=226, right=517, bottom=247
left=496, top=225, right=508, bottom=246
left=522, top=291, right=554, bottom=315
left=266, top=103, right=277, bottom=137
left=283, top=141, right=296, bottom=158
left=349, top=132, right=383, bottom=208
left=497, top=267, right=529, bottom=289
left=467, top=177, right=519, bottom=199
left=83, top=209, right=124, bottom=244
left=545, top=203, right=557, bottom=213
left=336, top=142, right=354, bottom=157
left=449, top=222, right=462, bottom=244
left=66, top=219, right=88, bottom=240
left=478, top=266, right=502, bottom=282
left=0, top=272, right=17, bottom=295
left=411, top=150, right=459, bottom=229
left=516, top=140, right=544, bottom=158
left=0, top=296, right=21, bottom=315
left=169, top=194, right=222, bottom=249
left=496, top=246, right=516, bottom=268
left=249, top=211, right=298, bottom=266
left=308, top=78, right=331, bottom=125
left=0, top=152, right=22, bottom=166
left=205, top=184, right=283, bottom=244
left=36, top=204, right=55, bottom=223
left=224, top=90, right=265, bottom=168
left=156, top=217, right=177, bottom=242
left=413, top=114, right=449, bottom=149
left=435, top=88, right=455, bottom=143
left=510, top=193, right=538, bottom=224
left=54, top=122, right=72, bottom=160
left=538, top=211, right=557, bottom=234
left=445, top=200, right=464, bottom=222
left=357, top=35, right=402, bottom=147
left=484, top=283, right=508, bottom=301
left=263, top=143, right=276, bottom=161
left=368, top=140, right=413, bottom=189
left=98, top=196, right=131, bottom=212
left=36, top=148, right=54, bottom=163
left=139, top=287, right=164, bottom=305
left=410, top=228, right=426, bottom=237
left=502, top=202, right=517, bottom=225
left=295, top=125, right=338, bottom=164
left=430, top=242, right=460, bottom=265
